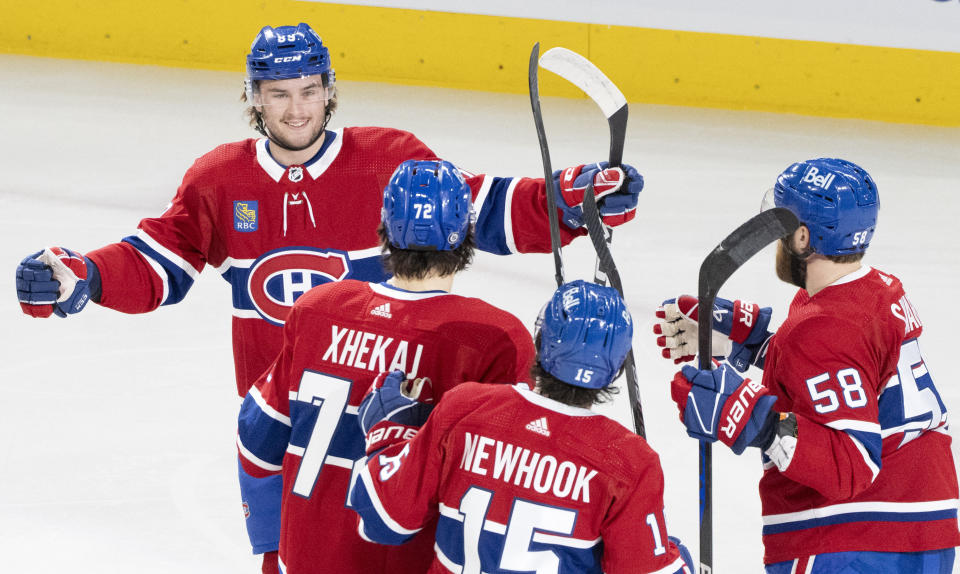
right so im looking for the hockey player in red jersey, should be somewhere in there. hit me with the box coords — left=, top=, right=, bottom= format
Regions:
left=655, top=158, right=959, bottom=573
left=350, top=280, right=695, bottom=574
left=13, top=23, right=646, bottom=572
left=237, top=159, right=540, bottom=573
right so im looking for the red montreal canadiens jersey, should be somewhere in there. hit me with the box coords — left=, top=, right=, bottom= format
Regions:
left=85, top=127, right=582, bottom=397
left=236, top=279, right=536, bottom=574
left=351, top=383, right=690, bottom=574
left=758, top=266, right=959, bottom=563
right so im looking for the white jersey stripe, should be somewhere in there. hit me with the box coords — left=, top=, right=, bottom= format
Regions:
left=359, top=464, right=422, bottom=536
left=825, top=419, right=881, bottom=434
left=237, top=435, right=282, bottom=472
left=503, top=177, right=520, bottom=255
left=137, top=229, right=201, bottom=278
left=368, top=282, right=451, bottom=301
left=434, top=542, right=461, bottom=574
left=250, top=385, right=291, bottom=426
left=255, top=138, right=286, bottom=182
left=762, top=498, right=960, bottom=525
left=472, top=174, right=495, bottom=221
left=282, top=445, right=354, bottom=470
left=648, top=556, right=689, bottom=574
left=130, top=239, right=170, bottom=305
left=306, top=129, right=343, bottom=180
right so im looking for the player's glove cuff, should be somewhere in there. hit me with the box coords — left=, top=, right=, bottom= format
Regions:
left=364, top=420, right=421, bottom=456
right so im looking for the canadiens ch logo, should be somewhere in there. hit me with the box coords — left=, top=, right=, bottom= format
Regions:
left=234, top=201, right=258, bottom=232
left=246, top=247, right=351, bottom=326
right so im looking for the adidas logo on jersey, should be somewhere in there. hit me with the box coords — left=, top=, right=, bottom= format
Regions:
left=370, top=302, right=392, bottom=318
left=525, top=417, right=550, bottom=437
left=802, top=166, right=835, bottom=190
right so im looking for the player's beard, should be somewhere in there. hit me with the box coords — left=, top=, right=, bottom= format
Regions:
left=266, top=115, right=328, bottom=153
left=775, top=239, right=808, bottom=288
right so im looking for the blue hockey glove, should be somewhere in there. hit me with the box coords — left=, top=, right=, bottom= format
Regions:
left=668, top=536, right=695, bottom=574
left=358, top=370, right=434, bottom=455
left=553, top=161, right=643, bottom=229
left=16, top=247, right=98, bottom=318
left=670, top=362, right=778, bottom=454
left=654, top=295, right=773, bottom=371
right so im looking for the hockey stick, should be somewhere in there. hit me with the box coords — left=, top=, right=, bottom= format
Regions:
left=539, top=47, right=628, bottom=286
left=528, top=42, right=565, bottom=288
left=695, top=207, right=799, bottom=574
left=581, top=183, right=646, bottom=438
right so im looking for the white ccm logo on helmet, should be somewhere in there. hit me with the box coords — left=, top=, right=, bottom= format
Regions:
left=274, top=55, right=303, bottom=63
left=802, top=166, right=835, bottom=190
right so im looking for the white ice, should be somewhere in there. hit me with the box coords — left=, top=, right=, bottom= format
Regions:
left=1, top=54, right=958, bottom=573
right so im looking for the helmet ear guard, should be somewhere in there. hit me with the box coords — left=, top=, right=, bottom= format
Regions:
left=245, top=23, right=336, bottom=103
left=535, top=280, right=633, bottom=390
left=381, top=160, right=474, bottom=251
left=768, top=158, right=879, bottom=256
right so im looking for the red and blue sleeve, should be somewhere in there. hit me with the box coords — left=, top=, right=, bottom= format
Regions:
left=86, top=168, right=213, bottom=313
left=767, top=318, right=882, bottom=500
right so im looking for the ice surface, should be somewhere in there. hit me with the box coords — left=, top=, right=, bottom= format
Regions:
left=1, top=54, right=957, bottom=573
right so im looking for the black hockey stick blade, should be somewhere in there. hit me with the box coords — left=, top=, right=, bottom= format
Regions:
left=582, top=182, right=646, bottom=438
left=528, top=42, right=565, bottom=288
left=695, top=206, right=799, bottom=574
left=539, top=47, right=629, bottom=285
left=698, top=207, right=801, bottom=346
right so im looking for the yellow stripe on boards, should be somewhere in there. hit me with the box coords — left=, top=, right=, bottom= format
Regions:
left=3, top=0, right=957, bottom=126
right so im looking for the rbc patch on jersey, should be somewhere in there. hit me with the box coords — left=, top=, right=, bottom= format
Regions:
left=234, top=201, right=259, bottom=232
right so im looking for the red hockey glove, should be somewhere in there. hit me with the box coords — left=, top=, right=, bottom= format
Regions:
left=553, top=161, right=643, bottom=229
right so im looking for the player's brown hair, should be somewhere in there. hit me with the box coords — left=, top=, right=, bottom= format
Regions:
left=240, top=73, right=338, bottom=137
left=826, top=252, right=865, bottom=264
left=530, top=357, right=620, bottom=409
left=376, top=223, right=476, bottom=280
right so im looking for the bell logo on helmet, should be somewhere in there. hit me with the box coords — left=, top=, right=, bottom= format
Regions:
left=801, top=166, right=836, bottom=190
left=561, top=288, right=581, bottom=311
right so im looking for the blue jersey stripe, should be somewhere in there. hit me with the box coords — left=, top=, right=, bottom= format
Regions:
left=224, top=254, right=389, bottom=312
left=289, top=404, right=366, bottom=463
left=473, top=177, right=514, bottom=256
left=762, top=508, right=958, bottom=535
left=435, top=514, right=603, bottom=573
left=351, top=472, right=417, bottom=546
left=238, top=394, right=291, bottom=467
left=122, top=235, right=195, bottom=305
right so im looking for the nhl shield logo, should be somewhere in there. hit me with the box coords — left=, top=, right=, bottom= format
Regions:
left=288, top=166, right=304, bottom=183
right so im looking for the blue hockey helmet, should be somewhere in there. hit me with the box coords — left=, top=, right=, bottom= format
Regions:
left=245, top=23, right=335, bottom=102
left=763, top=158, right=879, bottom=255
left=535, top=280, right=633, bottom=389
left=382, top=159, right=473, bottom=251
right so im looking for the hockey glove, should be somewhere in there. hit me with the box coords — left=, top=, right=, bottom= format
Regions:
left=670, top=361, right=778, bottom=454
left=358, top=370, right=434, bottom=455
left=654, top=295, right=773, bottom=371
left=16, top=247, right=97, bottom=318
left=668, top=536, right=695, bottom=574
left=553, top=161, right=643, bottom=229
